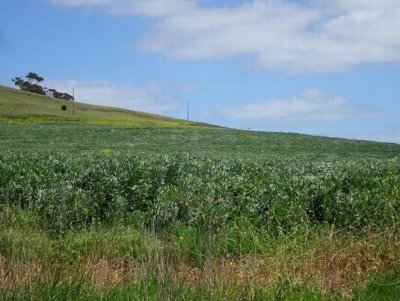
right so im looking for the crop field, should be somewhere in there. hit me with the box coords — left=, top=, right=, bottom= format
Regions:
left=4, top=0, right=400, bottom=299
left=0, top=123, right=399, bottom=300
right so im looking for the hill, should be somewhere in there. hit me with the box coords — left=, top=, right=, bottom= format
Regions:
left=1, top=85, right=400, bottom=159
left=0, top=85, right=209, bottom=127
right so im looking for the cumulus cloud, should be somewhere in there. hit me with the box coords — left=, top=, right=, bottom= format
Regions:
left=52, top=0, right=400, bottom=73
left=224, top=89, right=377, bottom=122
left=45, top=79, right=177, bottom=114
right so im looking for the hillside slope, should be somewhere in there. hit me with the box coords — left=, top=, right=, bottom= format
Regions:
left=1, top=124, right=399, bottom=159
left=0, top=85, right=208, bottom=127
left=1, top=85, right=399, bottom=159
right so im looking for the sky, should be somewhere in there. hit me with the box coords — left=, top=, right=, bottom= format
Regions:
left=0, top=0, right=399, bottom=143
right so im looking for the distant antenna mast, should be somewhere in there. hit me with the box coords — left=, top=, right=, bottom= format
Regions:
left=72, top=87, right=75, bottom=116
left=187, top=101, right=190, bottom=121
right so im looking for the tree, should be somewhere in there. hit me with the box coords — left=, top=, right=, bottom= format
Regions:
left=12, top=75, right=46, bottom=95
left=29, top=84, right=46, bottom=95
left=26, top=72, right=44, bottom=84
left=12, top=73, right=45, bottom=95
left=12, top=77, right=27, bottom=89
left=12, top=72, right=72, bottom=100
left=58, top=93, right=74, bottom=101
left=46, top=89, right=74, bottom=101
left=46, top=88, right=57, bottom=97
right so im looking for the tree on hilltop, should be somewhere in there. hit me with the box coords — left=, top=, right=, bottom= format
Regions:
left=12, top=73, right=46, bottom=95
left=12, top=72, right=74, bottom=101
left=12, top=77, right=26, bottom=89
left=26, top=72, right=44, bottom=84
left=47, top=88, right=74, bottom=101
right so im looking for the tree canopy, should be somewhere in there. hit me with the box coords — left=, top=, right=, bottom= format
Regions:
left=12, top=76, right=46, bottom=95
left=26, top=72, right=44, bottom=84
left=12, top=72, right=74, bottom=101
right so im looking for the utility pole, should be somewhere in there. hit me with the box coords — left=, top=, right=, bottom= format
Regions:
left=187, top=100, right=190, bottom=121
left=72, top=87, right=75, bottom=116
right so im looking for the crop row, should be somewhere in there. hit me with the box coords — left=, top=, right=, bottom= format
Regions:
left=0, top=153, right=399, bottom=235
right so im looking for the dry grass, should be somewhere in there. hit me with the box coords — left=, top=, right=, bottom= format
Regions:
left=0, top=255, right=53, bottom=290
left=1, top=232, right=398, bottom=297
left=173, top=238, right=398, bottom=295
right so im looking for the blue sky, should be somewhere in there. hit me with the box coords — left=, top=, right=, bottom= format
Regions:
left=1, top=0, right=399, bottom=142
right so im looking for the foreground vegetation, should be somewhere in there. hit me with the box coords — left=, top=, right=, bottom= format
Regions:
left=1, top=80, right=400, bottom=301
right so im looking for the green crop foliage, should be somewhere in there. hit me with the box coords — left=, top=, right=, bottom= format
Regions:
left=1, top=92, right=400, bottom=300
left=0, top=152, right=399, bottom=236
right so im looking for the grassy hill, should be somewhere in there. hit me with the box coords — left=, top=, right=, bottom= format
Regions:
left=0, top=85, right=208, bottom=127
left=1, top=84, right=400, bottom=159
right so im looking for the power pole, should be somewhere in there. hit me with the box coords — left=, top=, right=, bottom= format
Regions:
left=187, top=100, right=190, bottom=121
left=72, top=87, right=75, bottom=116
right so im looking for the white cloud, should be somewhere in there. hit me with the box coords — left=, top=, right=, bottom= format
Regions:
left=52, top=0, right=195, bottom=16
left=45, top=79, right=177, bottom=114
left=52, top=0, right=400, bottom=73
left=224, top=89, right=376, bottom=122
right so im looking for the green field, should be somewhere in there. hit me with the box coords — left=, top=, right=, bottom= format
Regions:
left=1, top=87, right=400, bottom=300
